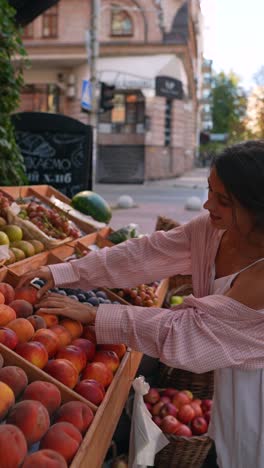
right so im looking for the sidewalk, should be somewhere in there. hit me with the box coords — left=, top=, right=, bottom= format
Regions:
left=94, top=167, right=209, bottom=234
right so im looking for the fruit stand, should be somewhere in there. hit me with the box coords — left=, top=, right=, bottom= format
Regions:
left=0, top=185, right=169, bottom=467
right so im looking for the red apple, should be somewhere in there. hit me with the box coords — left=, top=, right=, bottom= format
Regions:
left=172, top=391, right=190, bottom=409
left=160, top=396, right=170, bottom=404
left=160, top=402, right=178, bottom=419
left=183, top=389, right=193, bottom=400
left=190, top=401, right=203, bottom=417
left=174, top=423, right=192, bottom=437
left=151, top=400, right=165, bottom=417
left=191, top=416, right=208, bottom=435
left=160, top=388, right=178, bottom=399
left=152, top=416, right=162, bottom=427
left=144, top=388, right=160, bottom=405
left=201, top=399, right=213, bottom=412
left=178, top=404, right=195, bottom=424
left=145, top=402, right=152, bottom=412
left=160, top=415, right=179, bottom=434
left=204, top=410, right=211, bottom=425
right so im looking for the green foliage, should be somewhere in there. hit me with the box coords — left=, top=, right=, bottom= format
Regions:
left=211, top=71, right=248, bottom=141
left=0, top=0, right=28, bottom=185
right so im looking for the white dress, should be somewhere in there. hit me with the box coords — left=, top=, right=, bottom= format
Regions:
left=209, top=259, right=264, bottom=468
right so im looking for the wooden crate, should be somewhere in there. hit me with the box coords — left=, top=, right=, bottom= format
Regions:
left=0, top=344, right=97, bottom=411
left=0, top=185, right=97, bottom=236
left=0, top=346, right=142, bottom=468
left=6, top=250, right=60, bottom=276
left=70, top=350, right=142, bottom=468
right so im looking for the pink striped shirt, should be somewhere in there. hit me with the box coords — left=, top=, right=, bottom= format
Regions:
left=49, top=213, right=264, bottom=372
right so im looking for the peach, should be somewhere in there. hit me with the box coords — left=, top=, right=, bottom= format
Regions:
left=0, top=365, right=28, bottom=397
left=59, top=318, right=83, bottom=339
left=37, top=312, right=59, bottom=328
left=34, top=328, right=60, bottom=358
left=0, top=425, right=27, bottom=468
left=15, top=341, right=49, bottom=369
left=14, top=286, right=38, bottom=305
left=9, top=299, right=33, bottom=318
left=56, top=345, right=87, bottom=373
left=98, top=343, right=127, bottom=359
left=0, top=326, right=18, bottom=349
left=44, top=359, right=78, bottom=389
left=7, top=400, right=50, bottom=447
left=0, top=292, right=4, bottom=304
left=72, top=338, right=96, bottom=361
left=50, top=325, right=72, bottom=348
left=0, top=282, right=15, bottom=304
left=75, top=379, right=105, bottom=405
left=27, top=314, right=47, bottom=330
left=93, top=350, right=120, bottom=373
left=54, top=401, right=94, bottom=434
left=22, top=381, right=61, bottom=416
left=0, top=381, right=15, bottom=420
left=7, top=318, right=34, bottom=343
left=22, top=449, right=67, bottom=468
left=40, top=422, right=82, bottom=463
left=0, top=304, right=16, bottom=326
left=82, top=361, right=113, bottom=388
left=82, top=325, right=97, bottom=344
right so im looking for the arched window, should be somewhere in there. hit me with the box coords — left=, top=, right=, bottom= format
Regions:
left=111, top=7, right=133, bottom=36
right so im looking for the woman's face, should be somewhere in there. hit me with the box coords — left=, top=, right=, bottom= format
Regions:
left=203, top=167, right=253, bottom=234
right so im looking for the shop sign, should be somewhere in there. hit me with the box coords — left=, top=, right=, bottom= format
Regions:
left=12, top=112, right=93, bottom=197
left=155, top=76, right=183, bottom=100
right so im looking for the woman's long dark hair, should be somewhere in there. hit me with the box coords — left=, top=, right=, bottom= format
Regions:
left=212, top=140, right=264, bottom=230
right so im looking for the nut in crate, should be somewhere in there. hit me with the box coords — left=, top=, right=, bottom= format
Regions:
left=144, top=387, right=212, bottom=437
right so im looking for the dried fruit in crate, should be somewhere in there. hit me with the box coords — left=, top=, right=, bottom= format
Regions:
left=18, top=202, right=80, bottom=239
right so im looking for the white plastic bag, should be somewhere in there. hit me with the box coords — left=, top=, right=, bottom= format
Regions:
left=128, top=376, right=169, bottom=468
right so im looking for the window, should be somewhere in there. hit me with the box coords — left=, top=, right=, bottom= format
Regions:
left=42, top=5, right=58, bottom=38
left=99, top=91, right=145, bottom=133
left=22, top=23, right=34, bottom=39
left=111, top=6, right=133, bottom=36
left=21, top=84, right=60, bottom=113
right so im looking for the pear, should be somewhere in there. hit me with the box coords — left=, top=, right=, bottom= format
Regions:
left=10, top=247, right=26, bottom=262
left=0, top=232, right=9, bottom=246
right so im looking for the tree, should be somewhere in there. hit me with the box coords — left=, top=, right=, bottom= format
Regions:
left=211, top=71, right=248, bottom=141
left=247, top=66, right=264, bottom=138
left=0, top=0, right=28, bottom=185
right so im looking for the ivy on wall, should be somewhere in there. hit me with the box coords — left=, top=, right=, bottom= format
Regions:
left=0, top=0, right=28, bottom=185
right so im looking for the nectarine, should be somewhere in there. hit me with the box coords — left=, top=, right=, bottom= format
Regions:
left=0, top=365, right=28, bottom=398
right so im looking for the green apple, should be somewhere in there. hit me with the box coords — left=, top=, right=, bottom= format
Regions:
left=170, top=295, right=184, bottom=305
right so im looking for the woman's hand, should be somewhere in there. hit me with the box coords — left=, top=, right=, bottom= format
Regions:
left=16, top=266, right=54, bottom=298
left=35, top=293, right=97, bottom=324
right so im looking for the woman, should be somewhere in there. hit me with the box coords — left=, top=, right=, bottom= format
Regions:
left=18, top=140, right=264, bottom=468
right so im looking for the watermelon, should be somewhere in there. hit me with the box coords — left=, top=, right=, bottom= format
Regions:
left=71, top=191, right=112, bottom=223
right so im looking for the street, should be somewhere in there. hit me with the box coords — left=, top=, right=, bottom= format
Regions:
left=94, top=168, right=209, bottom=233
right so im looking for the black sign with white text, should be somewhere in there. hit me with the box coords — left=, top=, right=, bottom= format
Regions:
left=155, top=76, right=183, bottom=100
left=12, top=112, right=93, bottom=197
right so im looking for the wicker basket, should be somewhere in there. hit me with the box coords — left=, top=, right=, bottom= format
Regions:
left=126, top=389, right=213, bottom=468
left=155, top=215, right=181, bottom=232
left=154, top=432, right=212, bottom=468
left=156, top=365, right=214, bottom=400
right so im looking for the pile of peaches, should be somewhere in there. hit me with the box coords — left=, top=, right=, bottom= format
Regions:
left=0, top=363, right=94, bottom=466
left=144, top=387, right=212, bottom=437
left=0, top=281, right=127, bottom=407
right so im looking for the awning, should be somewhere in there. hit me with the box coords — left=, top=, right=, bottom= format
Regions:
left=9, top=0, right=60, bottom=26
left=97, top=54, right=188, bottom=96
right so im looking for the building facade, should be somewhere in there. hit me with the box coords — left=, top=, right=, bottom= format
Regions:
left=19, top=0, right=203, bottom=182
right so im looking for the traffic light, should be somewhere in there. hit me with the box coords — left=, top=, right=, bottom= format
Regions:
left=99, top=82, right=115, bottom=113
